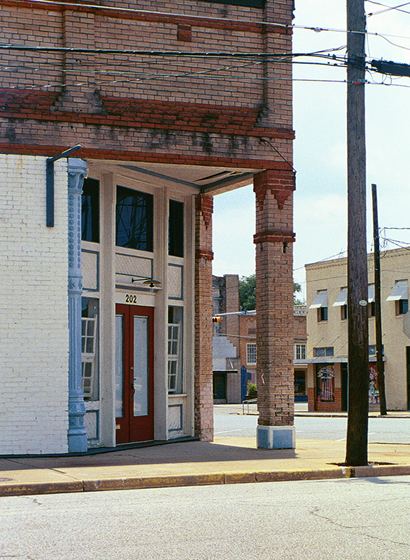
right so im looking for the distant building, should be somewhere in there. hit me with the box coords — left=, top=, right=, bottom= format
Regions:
left=306, top=248, right=410, bottom=412
left=212, top=275, right=308, bottom=403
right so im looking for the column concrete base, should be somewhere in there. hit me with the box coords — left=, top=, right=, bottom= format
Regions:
left=67, top=432, right=88, bottom=453
left=257, top=425, right=296, bottom=449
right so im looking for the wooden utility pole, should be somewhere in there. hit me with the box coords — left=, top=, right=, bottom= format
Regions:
left=345, top=0, right=369, bottom=466
left=372, top=184, right=387, bottom=415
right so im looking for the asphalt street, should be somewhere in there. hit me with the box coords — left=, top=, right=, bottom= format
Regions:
left=214, top=405, right=410, bottom=443
left=1, top=476, right=410, bottom=559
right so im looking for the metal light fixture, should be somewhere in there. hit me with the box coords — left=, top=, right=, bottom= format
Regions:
left=131, top=276, right=162, bottom=289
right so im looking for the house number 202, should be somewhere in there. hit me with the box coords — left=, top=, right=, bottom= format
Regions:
left=125, top=294, right=137, bottom=304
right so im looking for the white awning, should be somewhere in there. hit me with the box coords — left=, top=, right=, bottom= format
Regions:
left=333, top=287, right=347, bottom=307
left=387, top=280, right=408, bottom=301
left=368, top=284, right=375, bottom=303
left=309, top=290, right=328, bottom=309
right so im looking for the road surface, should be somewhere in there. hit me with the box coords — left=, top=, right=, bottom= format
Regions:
left=1, top=477, right=410, bottom=559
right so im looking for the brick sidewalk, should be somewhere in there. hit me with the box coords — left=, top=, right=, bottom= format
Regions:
left=1, top=437, right=410, bottom=497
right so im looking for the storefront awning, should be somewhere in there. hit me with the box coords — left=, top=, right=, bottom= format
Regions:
left=386, top=280, right=408, bottom=301
left=333, top=287, right=347, bottom=307
left=309, top=290, right=328, bottom=309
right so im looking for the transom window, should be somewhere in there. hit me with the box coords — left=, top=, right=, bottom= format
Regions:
left=246, top=343, right=257, bottom=365
left=116, top=186, right=153, bottom=251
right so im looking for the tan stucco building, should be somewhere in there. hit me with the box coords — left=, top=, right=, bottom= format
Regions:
left=306, top=248, right=410, bottom=412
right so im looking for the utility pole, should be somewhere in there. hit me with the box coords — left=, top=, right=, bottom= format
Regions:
left=372, top=184, right=387, bottom=416
left=345, top=0, right=369, bottom=466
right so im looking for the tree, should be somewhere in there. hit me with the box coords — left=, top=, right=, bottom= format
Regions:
left=239, top=274, right=304, bottom=310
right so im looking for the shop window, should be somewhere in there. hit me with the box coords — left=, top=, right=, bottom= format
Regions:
left=313, top=347, right=334, bottom=358
left=294, top=343, right=306, bottom=361
left=341, top=305, right=348, bottom=320
left=168, top=307, right=183, bottom=394
left=81, top=178, right=99, bottom=243
left=294, top=371, right=306, bottom=397
left=316, top=365, right=335, bottom=402
left=81, top=298, right=99, bottom=401
left=116, top=186, right=153, bottom=251
left=246, top=343, right=257, bottom=365
left=169, top=200, right=184, bottom=257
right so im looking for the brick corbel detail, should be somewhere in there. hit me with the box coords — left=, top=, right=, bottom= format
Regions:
left=254, top=169, right=296, bottom=211
left=195, top=194, right=213, bottom=230
left=196, top=249, right=214, bottom=261
left=254, top=230, right=296, bottom=244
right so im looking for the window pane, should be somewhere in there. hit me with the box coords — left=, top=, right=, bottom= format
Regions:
left=169, top=200, right=184, bottom=257
left=134, top=316, right=149, bottom=417
left=167, top=307, right=183, bottom=394
left=115, top=315, right=124, bottom=418
left=81, top=299, right=99, bottom=401
left=316, top=365, right=335, bottom=402
left=81, top=178, right=100, bottom=243
left=116, top=186, right=153, bottom=251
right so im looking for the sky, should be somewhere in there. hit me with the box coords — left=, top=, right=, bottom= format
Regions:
left=212, top=0, right=410, bottom=298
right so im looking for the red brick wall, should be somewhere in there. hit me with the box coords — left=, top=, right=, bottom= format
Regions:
left=194, top=194, right=214, bottom=441
left=294, top=315, right=306, bottom=340
left=0, top=1, right=294, bottom=164
left=308, top=388, right=343, bottom=412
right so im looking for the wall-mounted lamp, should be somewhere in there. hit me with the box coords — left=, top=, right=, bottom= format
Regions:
left=131, top=276, right=162, bottom=289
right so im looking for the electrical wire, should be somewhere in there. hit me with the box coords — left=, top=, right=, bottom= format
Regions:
left=383, top=227, right=410, bottom=230
left=27, top=0, right=410, bottom=40
left=367, top=1, right=410, bottom=16
left=0, top=45, right=346, bottom=59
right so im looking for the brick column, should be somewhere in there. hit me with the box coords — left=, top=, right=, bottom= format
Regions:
left=194, top=194, right=214, bottom=441
left=254, top=169, right=296, bottom=449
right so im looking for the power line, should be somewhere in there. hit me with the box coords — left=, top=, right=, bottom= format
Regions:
left=367, top=1, right=410, bottom=16
left=0, top=45, right=345, bottom=58
left=20, top=0, right=410, bottom=41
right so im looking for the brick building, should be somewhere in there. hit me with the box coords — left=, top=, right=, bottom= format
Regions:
left=212, top=275, right=307, bottom=403
left=0, top=0, right=296, bottom=454
left=306, top=248, right=410, bottom=412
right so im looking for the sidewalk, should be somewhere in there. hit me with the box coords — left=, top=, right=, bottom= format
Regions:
left=1, top=437, right=410, bottom=497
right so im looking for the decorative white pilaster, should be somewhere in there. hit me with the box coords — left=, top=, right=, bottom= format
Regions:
left=67, top=158, right=88, bottom=452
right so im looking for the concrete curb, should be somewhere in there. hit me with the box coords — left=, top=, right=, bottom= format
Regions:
left=2, top=464, right=410, bottom=497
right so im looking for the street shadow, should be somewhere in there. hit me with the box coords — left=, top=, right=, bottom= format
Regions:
left=0, top=441, right=297, bottom=471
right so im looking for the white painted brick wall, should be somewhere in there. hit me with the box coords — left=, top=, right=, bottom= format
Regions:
left=0, top=155, right=69, bottom=454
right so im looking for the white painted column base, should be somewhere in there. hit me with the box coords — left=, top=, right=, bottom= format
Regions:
left=257, top=425, right=296, bottom=449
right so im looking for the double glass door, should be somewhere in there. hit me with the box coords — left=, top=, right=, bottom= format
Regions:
left=115, top=305, right=154, bottom=443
